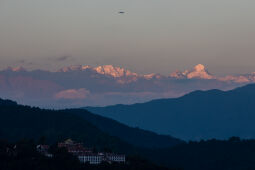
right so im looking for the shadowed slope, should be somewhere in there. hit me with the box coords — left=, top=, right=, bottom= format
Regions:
left=86, top=84, right=255, bottom=140
left=66, top=109, right=183, bottom=149
left=0, top=98, right=137, bottom=154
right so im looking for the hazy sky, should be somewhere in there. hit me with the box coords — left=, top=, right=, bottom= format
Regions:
left=1, top=0, right=255, bottom=75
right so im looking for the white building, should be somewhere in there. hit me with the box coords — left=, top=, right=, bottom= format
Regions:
left=58, top=139, right=125, bottom=165
left=77, top=153, right=125, bottom=164
left=104, top=153, right=126, bottom=163
left=78, top=154, right=103, bottom=164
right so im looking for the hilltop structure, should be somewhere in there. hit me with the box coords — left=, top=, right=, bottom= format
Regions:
left=58, top=139, right=125, bottom=164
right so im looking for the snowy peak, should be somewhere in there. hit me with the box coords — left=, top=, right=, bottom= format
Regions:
left=170, top=64, right=214, bottom=79
left=58, top=65, right=138, bottom=78
left=194, top=64, right=206, bottom=72
left=185, top=64, right=214, bottom=79
left=93, top=65, right=138, bottom=78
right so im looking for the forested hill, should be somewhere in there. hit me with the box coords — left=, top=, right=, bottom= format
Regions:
left=0, top=98, right=182, bottom=169
left=0, top=99, right=17, bottom=106
left=0, top=140, right=173, bottom=170
left=144, top=137, right=255, bottom=170
left=66, top=109, right=183, bottom=149
left=0, top=98, right=182, bottom=150
left=0, top=98, right=137, bottom=154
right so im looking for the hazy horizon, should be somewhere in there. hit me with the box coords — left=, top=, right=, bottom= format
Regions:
left=2, top=63, right=255, bottom=77
left=1, top=0, right=255, bottom=76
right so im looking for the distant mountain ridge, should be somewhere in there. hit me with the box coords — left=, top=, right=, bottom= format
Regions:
left=0, top=64, right=253, bottom=108
left=85, top=84, right=255, bottom=140
left=8, top=64, right=255, bottom=83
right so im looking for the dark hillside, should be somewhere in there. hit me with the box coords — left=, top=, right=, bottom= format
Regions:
left=0, top=98, right=135, bottom=154
left=85, top=84, right=255, bottom=140
left=67, top=109, right=183, bottom=149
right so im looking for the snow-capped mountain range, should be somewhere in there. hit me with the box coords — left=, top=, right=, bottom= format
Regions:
left=55, top=64, right=255, bottom=83
left=0, top=64, right=253, bottom=108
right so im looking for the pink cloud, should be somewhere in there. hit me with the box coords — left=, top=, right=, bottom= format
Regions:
left=55, top=88, right=90, bottom=100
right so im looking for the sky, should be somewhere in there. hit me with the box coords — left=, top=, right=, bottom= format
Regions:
left=0, top=0, right=255, bottom=75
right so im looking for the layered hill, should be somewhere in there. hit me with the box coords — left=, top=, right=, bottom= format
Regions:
left=2, top=98, right=255, bottom=169
left=0, top=99, right=131, bottom=153
left=0, top=98, right=182, bottom=151
left=0, top=98, right=185, bottom=169
left=86, top=84, right=255, bottom=140
left=67, top=109, right=182, bottom=148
